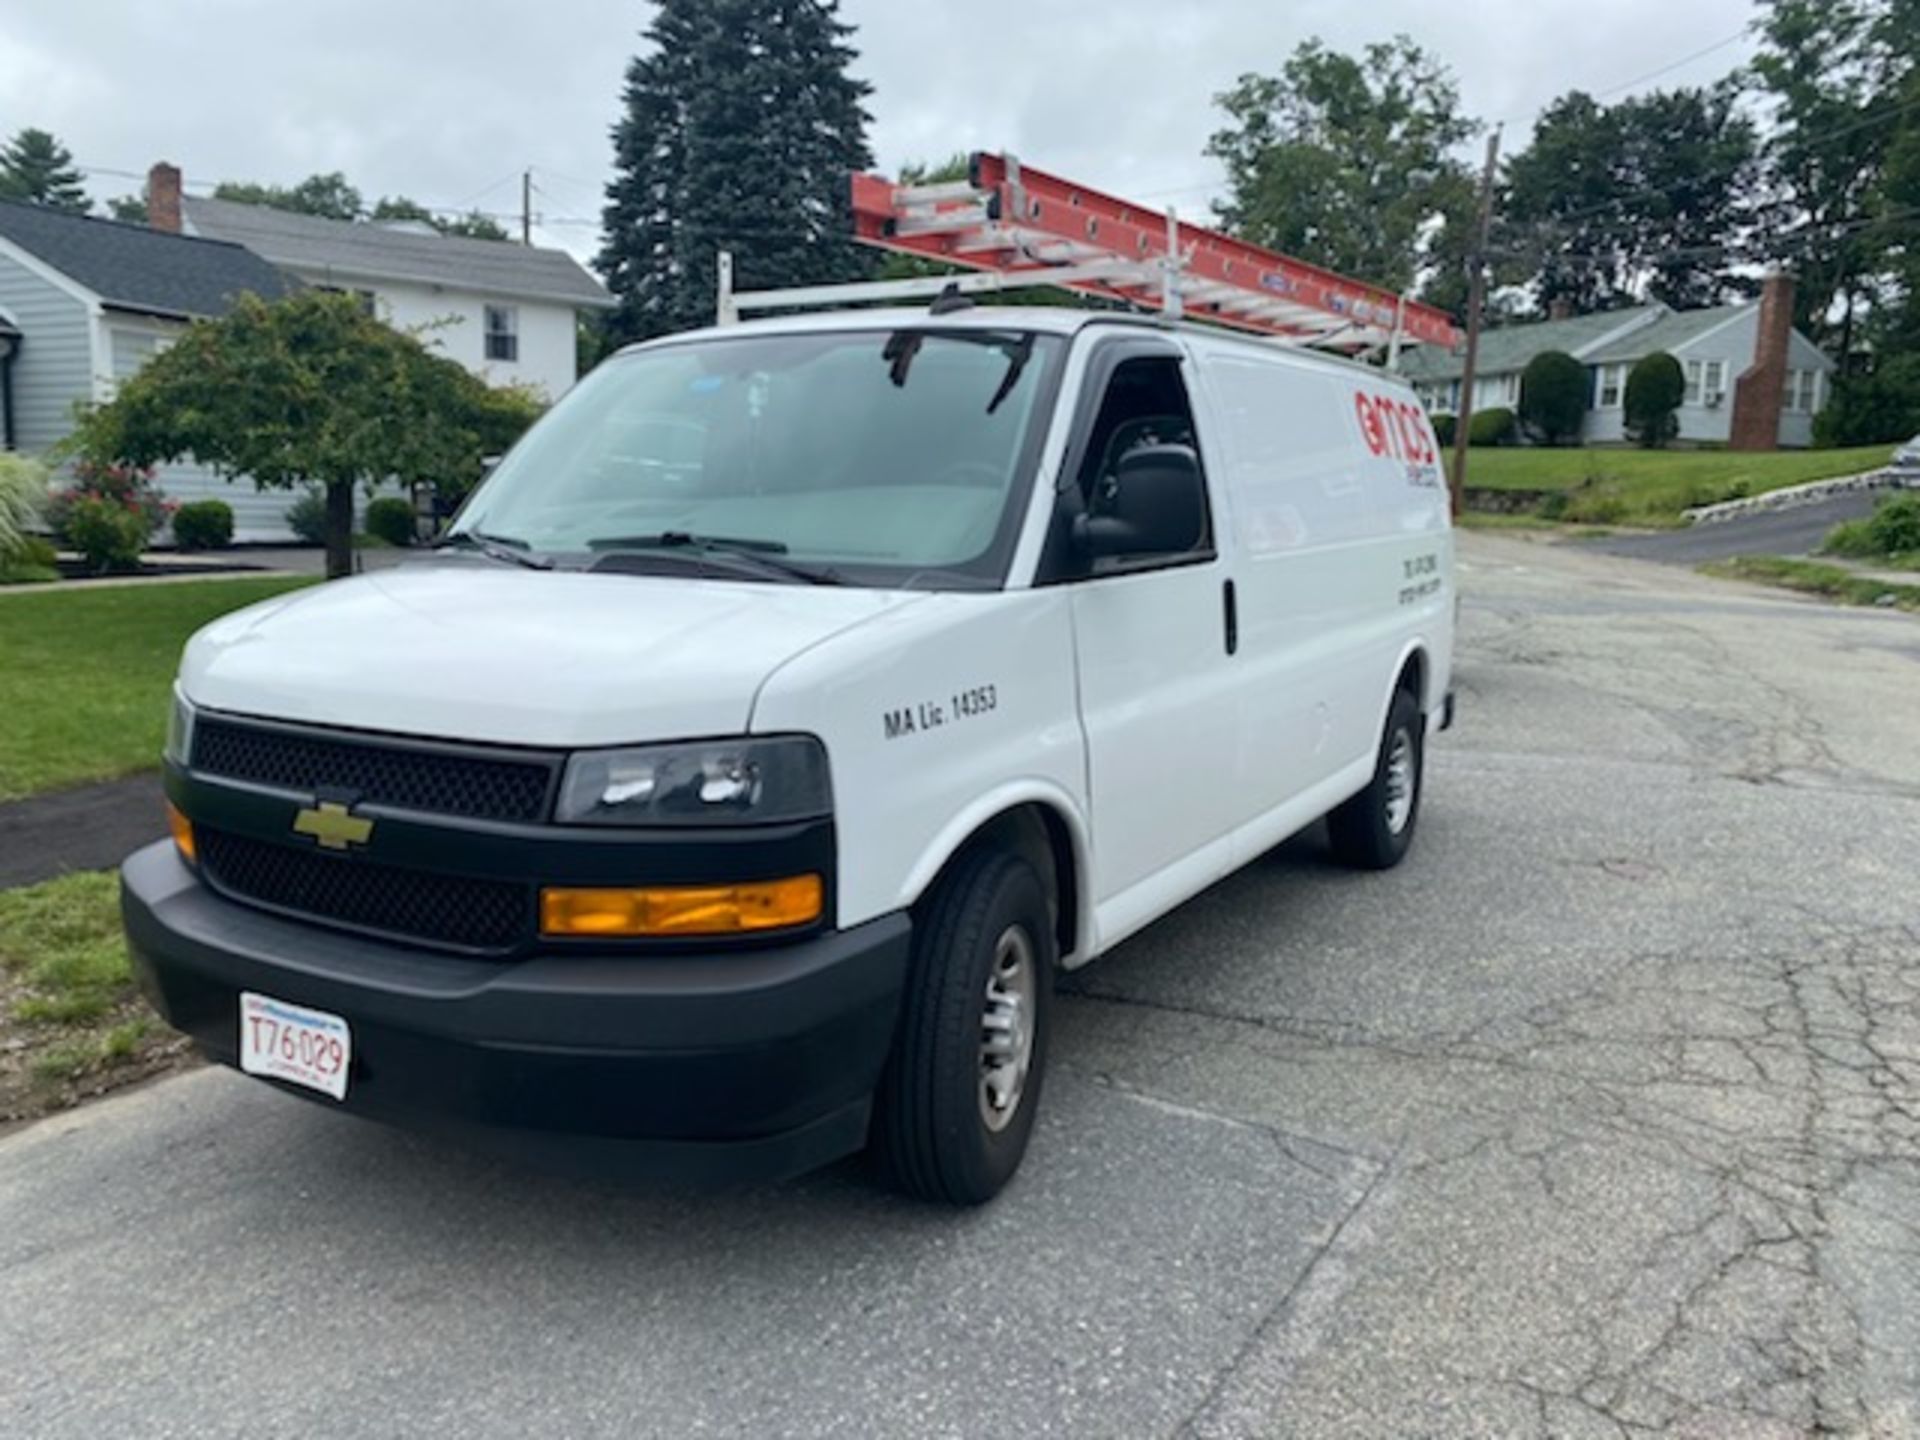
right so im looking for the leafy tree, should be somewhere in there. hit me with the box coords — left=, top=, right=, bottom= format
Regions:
left=1518, top=351, right=1588, bottom=446
left=1749, top=0, right=1913, bottom=350
left=1623, top=352, right=1684, bottom=448
left=66, top=292, right=541, bottom=579
left=599, top=0, right=875, bottom=342
left=0, top=128, right=89, bottom=213
left=105, top=194, right=148, bottom=224
left=213, top=172, right=363, bottom=221
left=1502, top=85, right=1761, bottom=316
left=1207, top=36, right=1477, bottom=296
left=370, top=196, right=510, bottom=241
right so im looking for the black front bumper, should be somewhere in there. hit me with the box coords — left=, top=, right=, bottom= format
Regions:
left=121, top=842, right=913, bottom=1182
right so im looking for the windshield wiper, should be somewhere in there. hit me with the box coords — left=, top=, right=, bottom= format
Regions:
left=431, top=529, right=554, bottom=570
left=588, top=534, right=844, bottom=586
left=985, top=334, right=1034, bottom=415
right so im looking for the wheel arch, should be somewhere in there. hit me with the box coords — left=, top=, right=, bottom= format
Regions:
left=897, top=784, right=1093, bottom=968
left=1376, top=638, right=1433, bottom=736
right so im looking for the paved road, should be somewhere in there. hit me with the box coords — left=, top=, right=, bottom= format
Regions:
left=1583, top=491, right=1878, bottom=566
left=5, top=536, right=1920, bottom=1437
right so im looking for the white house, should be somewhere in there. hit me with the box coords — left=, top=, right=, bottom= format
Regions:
left=160, top=165, right=612, bottom=404
left=1399, top=277, right=1834, bottom=449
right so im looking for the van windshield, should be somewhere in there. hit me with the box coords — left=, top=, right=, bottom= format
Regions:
left=451, top=328, right=1065, bottom=589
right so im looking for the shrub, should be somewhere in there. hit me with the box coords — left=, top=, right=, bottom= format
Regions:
left=1430, top=413, right=1457, bottom=447
left=1624, top=353, right=1684, bottom=448
left=1813, top=355, right=1920, bottom=447
left=171, top=499, right=234, bottom=551
left=1564, top=491, right=1627, bottom=525
left=65, top=496, right=149, bottom=572
left=1468, top=407, right=1517, bottom=447
left=364, top=496, right=417, bottom=547
left=285, top=490, right=328, bottom=546
left=1826, top=492, right=1920, bottom=558
left=0, top=534, right=58, bottom=584
left=46, top=460, right=172, bottom=546
left=1519, top=351, right=1587, bottom=446
left=1535, top=491, right=1570, bottom=521
left=0, top=452, right=49, bottom=563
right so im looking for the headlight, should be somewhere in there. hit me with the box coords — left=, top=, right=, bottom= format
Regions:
left=165, top=687, right=196, bottom=766
left=556, top=736, right=831, bottom=827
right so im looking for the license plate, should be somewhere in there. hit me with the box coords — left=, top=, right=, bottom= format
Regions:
left=239, top=992, right=351, bottom=1100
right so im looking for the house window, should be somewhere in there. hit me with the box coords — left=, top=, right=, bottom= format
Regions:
left=484, top=305, right=519, bottom=363
left=1798, top=370, right=1819, bottom=413
left=1685, top=359, right=1727, bottom=407
left=1598, top=364, right=1624, bottom=409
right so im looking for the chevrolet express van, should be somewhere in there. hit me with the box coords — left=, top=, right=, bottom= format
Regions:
left=122, top=305, right=1453, bottom=1205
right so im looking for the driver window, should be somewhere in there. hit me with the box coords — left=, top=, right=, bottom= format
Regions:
left=1071, top=354, right=1211, bottom=562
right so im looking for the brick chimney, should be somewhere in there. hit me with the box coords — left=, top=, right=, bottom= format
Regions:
left=1730, top=272, right=1794, bottom=452
left=147, top=162, right=183, bottom=234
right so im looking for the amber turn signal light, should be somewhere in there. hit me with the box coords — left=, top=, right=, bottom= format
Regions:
left=167, top=801, right=197, bottom=864
left=539, top=875, right=823, bottom=938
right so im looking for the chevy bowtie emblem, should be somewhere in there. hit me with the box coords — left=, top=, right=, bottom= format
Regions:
left=293, top=801, right=373, bottom=851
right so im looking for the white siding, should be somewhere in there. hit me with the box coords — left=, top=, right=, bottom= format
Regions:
left=0, top=254, right=92, bottom=456
left=294, top=272, right=579, bottom=401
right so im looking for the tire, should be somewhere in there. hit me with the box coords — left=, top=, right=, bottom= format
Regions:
left=1327, top=686, right=1425, bottom=870
left=872, top=848, right=1055, bottom=1205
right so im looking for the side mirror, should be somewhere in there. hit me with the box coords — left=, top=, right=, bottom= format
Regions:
left=1074, top=444, right=1206, bottom=560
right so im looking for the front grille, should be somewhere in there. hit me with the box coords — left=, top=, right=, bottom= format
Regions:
left=191, top=717, right=555, bottom=823
left=197, top=828, right=529, bottom=952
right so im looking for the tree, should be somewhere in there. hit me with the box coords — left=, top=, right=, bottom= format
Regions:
left=1502, top=85, right=1762, bottom=316
left=0, top=128, right=89, bottom=213
left=1206, top=36, right=1477, bottom=296
left=1623, top=352, right=1684, bottom=448
left=66, top=292, right=541, bottom=579
left=105, top=194, right=148, bottom=225
left=213, top=172, right=363, bottom=221
left=1518, top=352, right=1588, bottom=446
left=599, top=0, right=875, bottom=342
left=371, top=196, right=511, bottom=241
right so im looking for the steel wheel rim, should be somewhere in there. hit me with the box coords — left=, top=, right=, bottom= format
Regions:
left=1384, top=728, right=1416, bottom=835
left=979, top=924, right=1037, bottom=1132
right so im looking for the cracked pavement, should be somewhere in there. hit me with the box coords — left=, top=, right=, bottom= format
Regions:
left=3, top=533, right=1918, bottom=1437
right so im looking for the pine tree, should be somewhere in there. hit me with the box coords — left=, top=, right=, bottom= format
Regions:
left=599, top=0, right=874, bottom=342
left=0, top=128, right=90, bottom=213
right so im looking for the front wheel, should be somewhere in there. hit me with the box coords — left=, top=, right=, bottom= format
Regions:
left=871, top=849, right=1055, bottom=1205
left=1327, top=687, right=1425, bottom=870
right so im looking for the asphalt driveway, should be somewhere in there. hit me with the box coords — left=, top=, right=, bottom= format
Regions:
left=4, top=534, right=1918, bottom=1437
left=1582, top=490, right=1879, bottom=565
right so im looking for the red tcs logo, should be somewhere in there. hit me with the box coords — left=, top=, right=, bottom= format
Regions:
left=1354, top=391, right=1436, bottom=465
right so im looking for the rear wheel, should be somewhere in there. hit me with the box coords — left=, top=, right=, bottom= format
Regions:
left=872, top=848, right=1055, bottom=1205
left=1327, top=686, right=1424, bottom=870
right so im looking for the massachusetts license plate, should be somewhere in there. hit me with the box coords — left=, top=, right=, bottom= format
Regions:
left=239, top=991, right=351, bottom=1100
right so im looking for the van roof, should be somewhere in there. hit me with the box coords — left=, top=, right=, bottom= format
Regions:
left=620, top=306, right=1406, bottom=384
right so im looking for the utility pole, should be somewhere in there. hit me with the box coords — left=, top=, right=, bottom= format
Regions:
left=1448, top=126, right=1501, bottom=519
left=521, top=168, right=532, bottom=245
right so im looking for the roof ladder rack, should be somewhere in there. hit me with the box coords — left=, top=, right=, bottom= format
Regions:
left=716, top=151, right=1460, bottom=356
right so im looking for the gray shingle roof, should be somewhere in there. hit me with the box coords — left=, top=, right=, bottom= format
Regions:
left=1398, top=305, right=1668, bottom=383
left=0, top=198, right=292, bottom=318
left=182, top=196, right=614, bottom=310
left=1582, top=304, right=1749, bottom=363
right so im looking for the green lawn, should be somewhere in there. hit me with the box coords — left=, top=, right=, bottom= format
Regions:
left=0, top=577, right=311, bottom=802
left=1701, top=556, right=1920, bottom=612
left=1462, top=444, right=1897, bottom=527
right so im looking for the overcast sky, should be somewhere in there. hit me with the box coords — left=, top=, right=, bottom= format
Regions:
left=1, top=0, right=1762, bottom=265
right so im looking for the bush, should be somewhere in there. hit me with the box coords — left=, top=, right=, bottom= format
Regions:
left=65, top=497, right=149, bottom=573
left=0, top=452, right=49, bottom=564
left=1519, top=351, right=1587, bottom=446
left=46, top=460, right=172, bottom=548
left=0, top=534, right=58, bottom=584
left=1813, top=356, right=1920, bottom=447
left=364, top=496, right=417, bottom=547
left=1563, top=491, right=1627, bottom=525
left=285, top=490, right=328, bottom=546
left=1430, top=413, right=1457, bottom=447
left=1535, top=491, right=1570, bottom=521
left=1468, top=407, right=1517, bottom=447
left=170, top=499, right=234, bottom=551
left=1823, top=492, right=1920, bottom=558
left=1625, top=352, right=1684, bottom=448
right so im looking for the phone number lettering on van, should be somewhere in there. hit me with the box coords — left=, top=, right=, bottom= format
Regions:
left=883, top=684, right=998, bottom=741
left=1400, top=552, right=1444, bottom=606
left=1355, top=391, right=1442, bottom=489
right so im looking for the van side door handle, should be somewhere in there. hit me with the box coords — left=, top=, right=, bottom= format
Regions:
left=1223, top=579, right=1238, bottom=656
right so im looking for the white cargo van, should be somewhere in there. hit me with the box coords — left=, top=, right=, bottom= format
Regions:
left=123, top=305, right=1453, bottom=1204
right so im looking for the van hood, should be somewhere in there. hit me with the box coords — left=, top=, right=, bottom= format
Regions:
left=179, top=562, right=927, bottom=747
